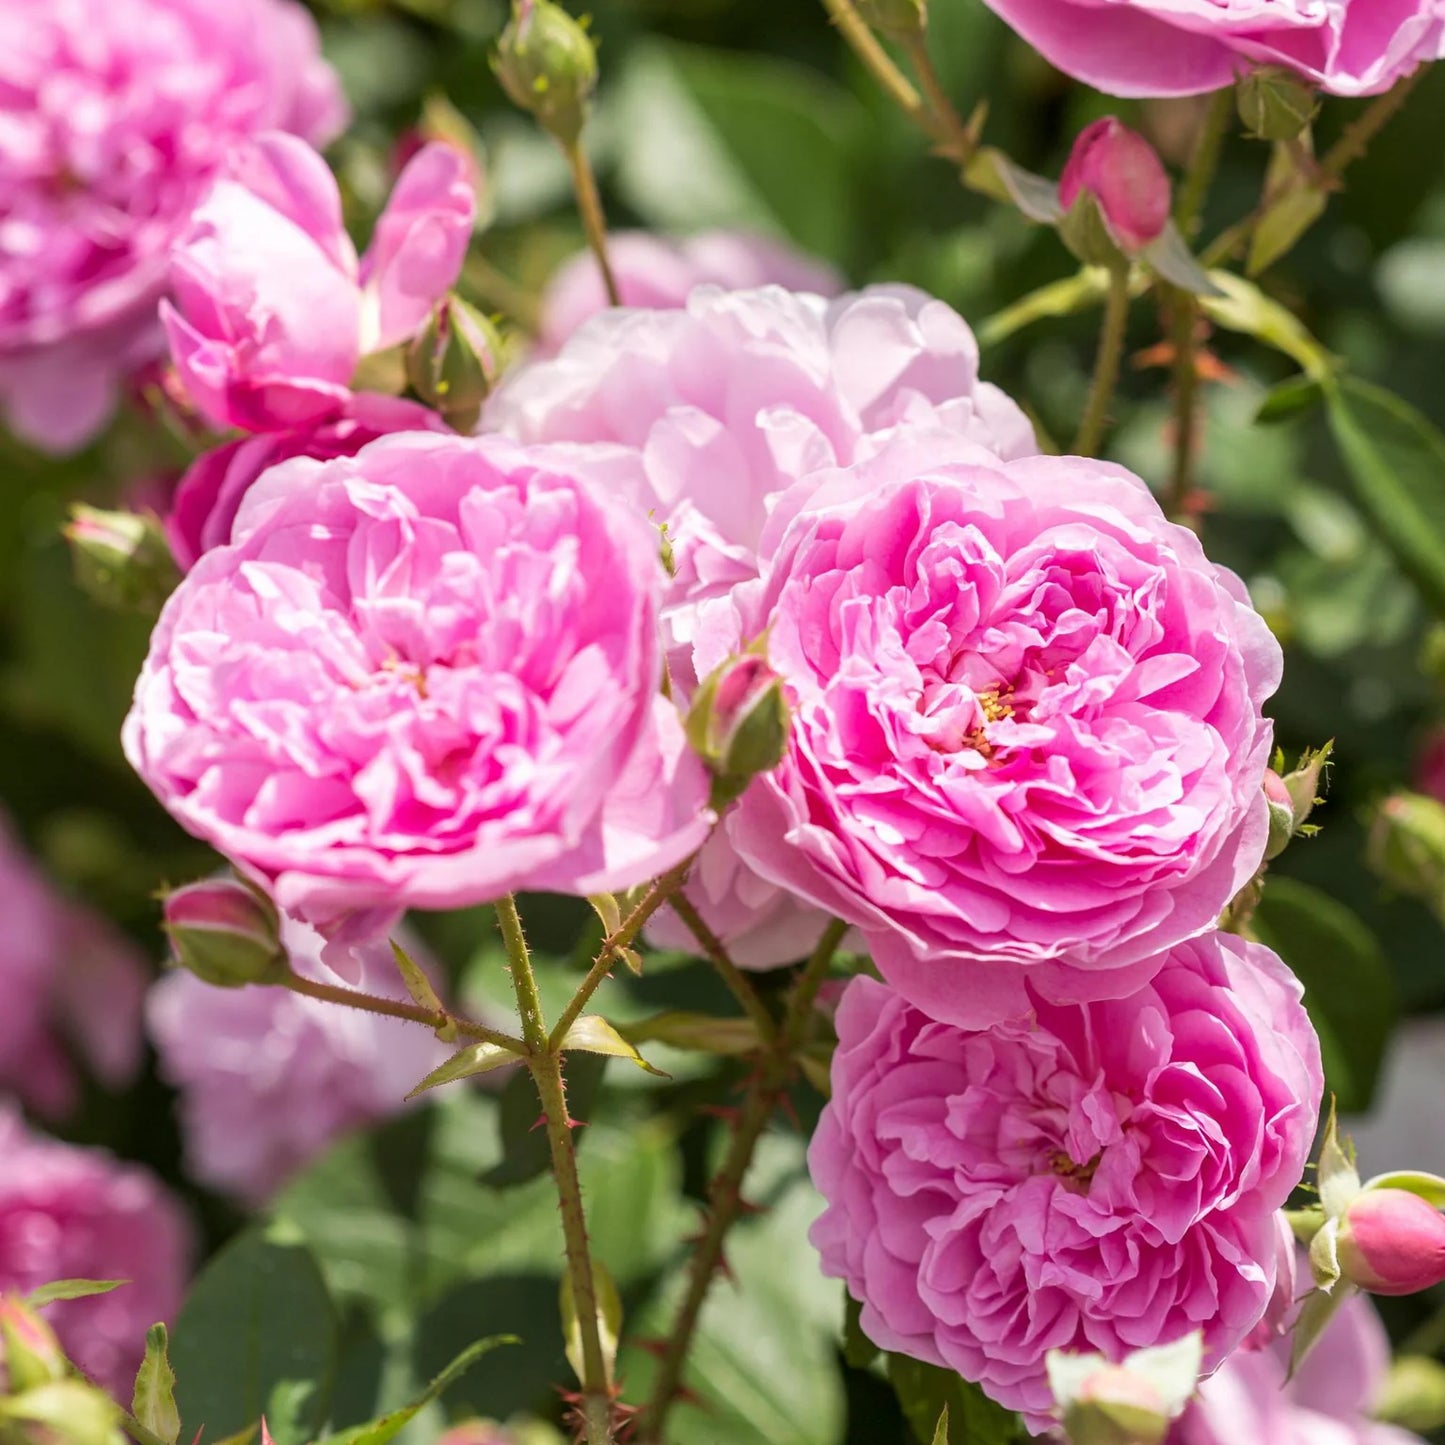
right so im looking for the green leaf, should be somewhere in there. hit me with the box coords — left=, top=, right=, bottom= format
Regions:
left=24, top=1278, right=126, bottom=1308
left=1201, top=270, right=1333, bottom=379
left=388, top=940, right=448, bottom=1028
left=963, top=147, right=1061, bottom=224
left=623, top=1010, right=761, bottom=1057
left=930, top=1405, right=950, bottom=1445
left=1364, top=1170, right=1445, bottom=1207
left=888, top=1355, right=1021, bottom=1444
left=318, top=1335, right=516, bottom=1445
left=559, top=1015, right=668, bottom=1077
left=1324, top=376, right=1445, bottom=617
left=1289, top=1283, right=1355, bottom=1378
left=842, top=1292, right=879, bottom=1371
left=1254, top=373, right=1326, bottom=425
left=560, top=1261, right=622, bottom=1389
left=1251, top=877, right=1396, bottom=1111
left=170, top=1227, right=339, bottom=1445
left=406, top=1040, right=523, bottom=1099
left=1249, top=184, right=1329, bottom=276
left=132, top=1324, right=181, bottom=1445
left=1143, top=223, right=1223, bottom=297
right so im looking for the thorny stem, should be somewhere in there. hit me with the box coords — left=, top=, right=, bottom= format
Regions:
left=818, top=0, right=925, bottom=123
left=898, top=31, right=981, bottom=168
left=638, top=918, right=850, bottom=1443
left=1166, top=286, right=1203, bottom=527
left=497, top=895, right=614, bottom=1445
left=564, top=141, right=621, bottom=307
left=667, top=890, right=779, bottom=1047
left=1073, top=265, right=1132, bottom=457
left=1175, top=88, right=1235, bottom=239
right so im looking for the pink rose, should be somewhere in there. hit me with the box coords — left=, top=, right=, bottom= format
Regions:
left=165, top=396, right=446, bottom=570
left=0, top=0, right=345, bottom=453
left=162, top=133, right=474, bottom=433
left=704, top=437, right=1280, bottom=1026
left=123, top=432, right=710, bottom=932
left=808, top=935, right=1322, bottom=1431
left=0, top=1105, right=191, bottom=1398
left=981, top=0, right=1444, bottom=99
left=148, top=917, right=451, bottom=1204
left=537, top=230, right=844, bottom=353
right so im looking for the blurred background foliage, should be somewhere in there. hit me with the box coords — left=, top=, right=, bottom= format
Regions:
left=6, top=0, right=1445, bottom=1439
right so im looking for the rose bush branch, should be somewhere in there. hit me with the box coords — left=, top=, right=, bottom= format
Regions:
left=1073, top=263, right=1131, bottom=456
left=666, top=890, right=778, bottom=1046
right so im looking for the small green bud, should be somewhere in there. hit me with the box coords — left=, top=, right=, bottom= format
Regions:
left=0, top=1299, right=65, bottom=1396
left=855, top=0, right=926, bottom=39
left=1237, top=66, right=1320, bottom=143
left=1367, top=791, right=1445, bottom=915
left=1048, top=1335, right=1200, bottom=1445
left=0, top=1379, right=122, bottom=1445
left=163, top=877, right=286, bottom=988
left=406, top=296, right=503, bottom=433
left=64, top=505, right=180, bottom=615
left=1264, top=770, right=1295, bottom=862
left=685, top=652, right=790, bottom=808
left=1062, top=1391, right=1169, bottom=1445
left=493, top=0, right=598, bottom=149
left=1378, top=1355, right=1445, bottom=1433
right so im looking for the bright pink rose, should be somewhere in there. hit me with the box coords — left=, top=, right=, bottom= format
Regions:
left=981, top=0, right=1444, bottom=99
left=0, top=0, right=345, bottom=453
left=538, top=231, right=844, bottom=353
left=148, top=918, right=450, bottom=1204
left=1175, top=1289, right=1423, bottom=1445
left=1059, top=118, right=1172, bottom=253
left=162, top=133, right=474, bottom=433
left=702, top=437, right=1280, bottom=1026
left=123, top=432, right=710, bottom=932
left=808, top=935, right=1322, bottom=1431
left=0, top=1106, right=190, bottom=1398
left=165, top=396, right=446, bottom=570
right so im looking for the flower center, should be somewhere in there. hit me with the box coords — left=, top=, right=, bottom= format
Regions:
left=1048, top=1149, right=1101, bottom=1193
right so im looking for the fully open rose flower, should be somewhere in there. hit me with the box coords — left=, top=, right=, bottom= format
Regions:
left=981, top=0, right=1444, bottom=99
left=124, top=432, right=710, bottom=934
left=162, top=132, right=474, bottom=432
left=0, top=0, right=346, bottom=453
left=0, top=1106, right=190, bottom=1397
left=700, top=438, right=1280, bottom=1026
left=809, top=936, right=1322, bottom=1432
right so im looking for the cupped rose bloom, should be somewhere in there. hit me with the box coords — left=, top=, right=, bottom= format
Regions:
left=163, top=133, right=474, bottom=433
left=148, top=917, right=451, bottom=1204
left=700, top=437, right=1281, bottom=1026
left=0, top=1106, right=190, bottom=1398
left=1175, top=1289, right=1422, bottom=1445
left=164, top=396, right=446, bottom=570
left=0, top=0, right=345, bottom=453
left=537, top=230, right=844, bottom=353
left=123, top=432, right=711, bottom=936
left=809, top=936, right=1322, bottom=1431
left=981, top=0, right=1444, bottom=99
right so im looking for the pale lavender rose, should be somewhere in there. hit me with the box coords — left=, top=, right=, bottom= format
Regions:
left=981, top=0, right=1444, bottom=99
left=808, top=936, right=1322, bottom=1431
left=0, top=0, right=345, bottom=453
left=148, top=918, right=450, bottom=1204
left=701, top=437, right=1281, bottom=1026
left=163, top=133, right=474, bottom=433
left=537, top=231, right=844, bottom=353
left=123, top=432, right=710, bottom=937
left=0, top=1105, right=190, bottom=1398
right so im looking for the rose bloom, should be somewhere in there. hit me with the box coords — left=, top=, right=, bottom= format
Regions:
left=0, top=0, right=345, bottom=453
left=699, top=437, right=1280, bottom=1025
left=809, top=935, right=1322, bottom=1431
left=981, top=0, right=1444, bottom=99
left=0, top=1106, right=190, bottom=1398
left=148, top=917, right=450, bottom=1204
left=124, top=432, right=710, bottom=936
left=537, top=230, right=843, bottom=354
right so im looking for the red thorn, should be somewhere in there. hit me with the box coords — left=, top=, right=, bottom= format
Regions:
left=699, top=1103, right=740, bottom=1123
left=630, top=1336, right=670, bottom=1360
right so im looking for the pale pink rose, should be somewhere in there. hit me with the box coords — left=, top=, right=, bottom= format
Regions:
left=0, top=0, right=345, bottom=453
left=123, top=432, right=711, bottom=935
left=148, top=918, right=451, bottom=1204
left=0, top=1105, right=190, bottom=1398
left=808, top=935, right=1322, bottom=1431
left=702, top=437, right=1281, bottom=1026
left=538, top=231, right=844, bottom=353
left=1175, top=1290, right=1423, bottom=1445
left=162, top=133, right=474, bottom=432
left=981, top=0, right=1444, bottom=99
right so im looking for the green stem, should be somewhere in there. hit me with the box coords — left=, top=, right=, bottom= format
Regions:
left=461, top=254, right=541, bottom=333
left=898, top=32, right=979, bottom=167
left=1166, top=286, right=1203, bottom=526
left=638, top=919, right=849, bottom=1443
left=497, top=895, right=614, bottom=1445
left=1175, top=88, right=1234, bottom=239
left=978, top=268, right=1112, bottom=349
left=818, top=0, right=925, bottom=123
left=666, top=891, right=778, bottom=1047
left=1072, top=266, right=1132, bottom=457
left=564, top=141, right=620, bottom=308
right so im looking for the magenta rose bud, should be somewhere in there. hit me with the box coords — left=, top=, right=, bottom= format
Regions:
left=1339, top=1190, right=1445, bottom=1297
left=1059, top=118, right=1171, bottom=255
left=163, top=878, right=285, bottom=989
left=686, top=653, right=790, bottom=805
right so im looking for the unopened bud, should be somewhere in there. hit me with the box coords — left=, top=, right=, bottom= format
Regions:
left=685, top=653, right=790, bottom=808
left=163, top=878, right=285, bottom=988
left=1378, top=1355, right=1445, bottom=1433
left=1063, top=1371, right=1169, bottom=1445
left=0, top=1378, right=122, bottom=1445
left=1237, top=67, right=1320, bottom=143
left=1264, top=770, right=1295, bottom=861
left=493, top=0, right=597, bottom=149
left=0, top=1299, right=64, bottom=1396
left=64, top=505, right=180, bottom=615
left=1338, top=1188, right=1445, bottom=1297
left=406, top=297, right=502, bottom=433
left=855, top=0, right=926, bottom=38
left=1059, top=118, right=1171, bottom=261
left=1367, top=791, right=1445, bottom=915
left=438, top=1424, right=516, bottom=1445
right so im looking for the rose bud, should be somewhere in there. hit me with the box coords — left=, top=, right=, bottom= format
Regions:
left=1264, top=769, right=1295, bottom=861
left=406, top=296, right=503, bottom=434
left=1059, top=118, right=1171, bottom=258
left=163, top=878, right=286, bottom=989
left=0, top=1377, right=122, bottom=1445
left=64, top=505, right=180, bottom=616
left=685, top=653, right=790, bottom=808
left=1367, top=791, right=1445, bottom=918
left=1237, top=66, right=1321, bottom=143
left=493, top=0, right=598, bottom=148
left=1338, top=1189, right=1445, bottom=1297
left=0, top=1298, right=65, bottom=1396
left=1063, top=1367, right=1170, bottom=1445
